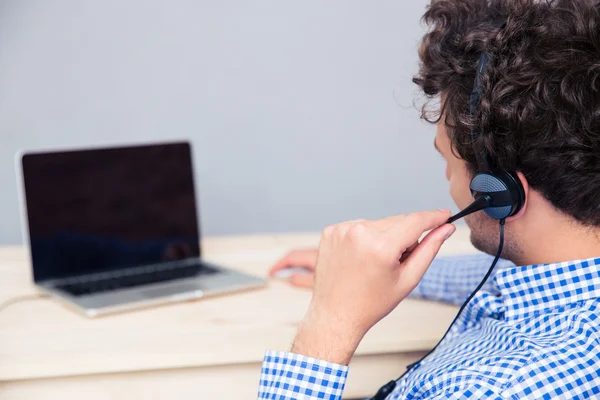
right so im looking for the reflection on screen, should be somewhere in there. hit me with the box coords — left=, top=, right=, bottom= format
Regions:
left=22, top=142, right=201, bottom=282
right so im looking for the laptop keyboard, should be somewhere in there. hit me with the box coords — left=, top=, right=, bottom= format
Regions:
left=56, top=261, right=219, bottom=297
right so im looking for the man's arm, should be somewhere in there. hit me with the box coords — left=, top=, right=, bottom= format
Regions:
left=258, top=307, right=356, bottom=399
left=257, top=351, right=348, bottom=400
left=410, top=254, right=515, bottom=305
left=257, top=210, right=456, bottom=399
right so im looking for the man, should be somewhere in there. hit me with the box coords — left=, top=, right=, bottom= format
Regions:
left=258, top=0, right=600, bottom=398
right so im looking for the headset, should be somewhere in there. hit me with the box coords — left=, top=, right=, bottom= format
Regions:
left=446, top=49, right=525, bottom=224
left=370, top=27, right=526, bottom=400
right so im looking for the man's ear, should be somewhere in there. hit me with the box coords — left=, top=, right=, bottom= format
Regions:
left=506, top=171, right=529, bottom=222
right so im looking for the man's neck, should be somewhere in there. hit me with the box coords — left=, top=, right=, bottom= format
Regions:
left=513, top=207, right=600, bottom=267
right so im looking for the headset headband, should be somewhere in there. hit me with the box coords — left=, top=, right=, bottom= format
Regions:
left=470, top=51, right=492, bottom=171
left=469, top=20, right=508, bottom=172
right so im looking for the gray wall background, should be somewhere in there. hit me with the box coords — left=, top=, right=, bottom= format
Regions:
left=0, top=0, right=455, bottom=244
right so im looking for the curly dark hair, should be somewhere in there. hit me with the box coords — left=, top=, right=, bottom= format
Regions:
left=413, top=0, right=600, bottom=226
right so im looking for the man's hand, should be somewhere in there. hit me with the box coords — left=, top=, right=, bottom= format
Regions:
left=291, top=210, right=455, bottom=365
left=269, top=249, right=318, bottom=288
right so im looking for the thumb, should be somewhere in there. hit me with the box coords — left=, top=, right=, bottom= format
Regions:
left=401, top=224, right=456, bottom=286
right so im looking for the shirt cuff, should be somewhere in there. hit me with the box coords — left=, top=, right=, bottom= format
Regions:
left=258, top=350, right=349, bottom=399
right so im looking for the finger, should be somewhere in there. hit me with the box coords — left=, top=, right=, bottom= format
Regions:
left=401, top=224, right=456, bottom=287
left=289, top=273, right=315, bottom=289
left=385, top=210, right=451, bottom=249
left=406, top=241, right=418, bottom=252
left=269, top=251, right=317, bottom=276
left=400, top=241, right=418, bottom=262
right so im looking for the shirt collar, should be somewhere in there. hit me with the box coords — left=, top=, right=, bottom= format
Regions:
left=494, top=257, right=600, bottom=321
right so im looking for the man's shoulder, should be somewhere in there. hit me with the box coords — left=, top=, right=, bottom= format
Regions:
left=418, top=299, right=600, bottom=399
left=500, top=298, right=600, bottom=398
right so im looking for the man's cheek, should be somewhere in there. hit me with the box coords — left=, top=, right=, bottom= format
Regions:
left=449, top=180, right=472, bottom=210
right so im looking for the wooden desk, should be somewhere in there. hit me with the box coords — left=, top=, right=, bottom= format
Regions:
left=0, top=228, right=476, bottom=399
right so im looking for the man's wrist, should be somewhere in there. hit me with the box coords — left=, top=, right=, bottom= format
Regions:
left=291, top=303, right=365, bottom=365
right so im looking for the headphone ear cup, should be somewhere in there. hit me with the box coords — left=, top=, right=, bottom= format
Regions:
left=470, top=171, right=525, bottom=220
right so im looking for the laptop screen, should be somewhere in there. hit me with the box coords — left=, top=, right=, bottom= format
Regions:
left=21, top=142, right=201, bottom=283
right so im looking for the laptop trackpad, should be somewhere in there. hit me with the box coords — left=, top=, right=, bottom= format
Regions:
left=140, top=283, right=202, bottom=299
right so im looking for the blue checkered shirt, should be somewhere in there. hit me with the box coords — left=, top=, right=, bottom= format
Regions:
left=257, top=254, right=600, bottom=399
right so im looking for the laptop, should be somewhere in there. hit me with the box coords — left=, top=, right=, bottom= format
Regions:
left=16, top=141, right=266, bottom=317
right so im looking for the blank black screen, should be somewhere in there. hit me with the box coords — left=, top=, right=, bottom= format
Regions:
left=22, top=142, right=201, bottom=282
